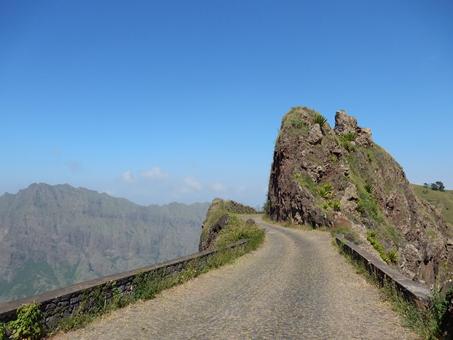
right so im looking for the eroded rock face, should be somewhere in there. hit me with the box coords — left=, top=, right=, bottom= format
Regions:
left=267, top=106, right=451, bottom=286
left=334, top=110, right=358, bottom=134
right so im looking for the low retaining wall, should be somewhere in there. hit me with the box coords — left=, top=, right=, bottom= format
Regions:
left=0, top=239, right=248, bottom=330
left=335, top=235, right=431, bottom=308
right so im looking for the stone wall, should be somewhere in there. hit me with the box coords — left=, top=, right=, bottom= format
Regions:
left=335, top=235, right=430, bottom=308
left=0, top=239, right=247, bottom=330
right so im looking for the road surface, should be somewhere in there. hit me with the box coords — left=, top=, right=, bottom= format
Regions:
left=54, top=217, right=416, bottom=339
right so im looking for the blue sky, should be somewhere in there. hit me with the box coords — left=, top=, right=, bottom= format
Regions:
left=1, top=0, right=452, bottom=206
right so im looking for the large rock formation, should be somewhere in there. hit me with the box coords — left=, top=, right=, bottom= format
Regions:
left=199, top=199, right=256, bottom=251
left=267, top=107, right=452, bottom=287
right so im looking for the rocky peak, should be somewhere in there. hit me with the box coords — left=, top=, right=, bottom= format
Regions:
left=334, top=110, right=373, bottom=146
left=267, top=106, right=451, bottom=287
left=334, top=110, right=358, bottom=134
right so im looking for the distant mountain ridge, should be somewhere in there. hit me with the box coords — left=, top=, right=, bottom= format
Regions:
left=0, top=183, right=209, bottom=302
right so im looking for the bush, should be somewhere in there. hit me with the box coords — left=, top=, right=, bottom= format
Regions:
left=367, top=231, right=398, bottom=264
left=0, top=323, right=6, bottom=340
left=430, top=181, right=445, bottom=192
left=318, top=183, right=333, bottom=199
left=387, top=249, right=398, bottom=263
left=331, top=199, right=341, bottom=211
left=339, top=132, right=357, bottom=152
left=342, top=132, right=357, bottom=142
left=314, top=113, right=327, bottom=127
left=356, top=191, right=381, bottom=223
left=290, top=119, right=306, bottom=129
left=8, top=303, right=43, bottom=340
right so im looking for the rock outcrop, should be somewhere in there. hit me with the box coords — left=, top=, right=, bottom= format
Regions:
left=199, top=199, right=256, bottom=251
left=267, top=106, right=452, bottom=287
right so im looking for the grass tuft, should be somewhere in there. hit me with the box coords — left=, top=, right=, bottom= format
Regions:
left=366, top=231, right=398, bottom=264
left=314, top=113, right=327, bottom=127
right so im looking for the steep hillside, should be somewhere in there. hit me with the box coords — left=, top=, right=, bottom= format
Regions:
left=412, top=185, right=453, bottom=230
left=199, top=198, right=257, bottom=251
left=267, top=107, right=452, bottom=287
left=0, top=183, right=209, bottom=302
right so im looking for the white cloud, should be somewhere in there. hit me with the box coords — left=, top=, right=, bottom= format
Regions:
left=183, top=177, right=202, bottom=192
left=142, top=167, right=168, bottom=180
left=210, top=182, right=226, bottom=192
left=121, top=170, right=135, bottom=183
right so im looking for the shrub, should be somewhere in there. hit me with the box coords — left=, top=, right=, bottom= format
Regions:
left=331, top=199, right=341, bottom=211
left=356, top=191, right=381, bottom=223
left=367, top=231, right=398, bottom=264
left=430, top=181, right=445, bottom=192
left=342, top=131, right=357, bottom=142
left=318, top=183, right=333, bottom=199
left=290, top=119, right=306, bottom=129
left=364, top=183, right=373, bottom=194
left=8, top=303, right=43, bottom=340
left=314, top=113, right=327, bottom=127
left=339, top=132, right=357, bottom=152
left=367, top=231, right=389, bottom=262
left=387, top=249, right=398, bottom=263
left=0, top=323, right=6, bottom=340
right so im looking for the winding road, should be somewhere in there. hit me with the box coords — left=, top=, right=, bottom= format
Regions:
left=55, top=217, right=416, bottom=339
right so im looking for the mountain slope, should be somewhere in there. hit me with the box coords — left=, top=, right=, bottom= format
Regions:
left=412, top=185, right=453, bottom=231
left=0, top=183, right=209, bottom=302
left=267, top=107, right=452, bottom=286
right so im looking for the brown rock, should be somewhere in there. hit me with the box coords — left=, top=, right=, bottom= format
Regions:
left=334, top=110, right=358, bottom=134
left=340, top=184, right=359, bottom=213
left=308, top=124, right=323, bottom=144
left=267, top=106, right=451, bottom=286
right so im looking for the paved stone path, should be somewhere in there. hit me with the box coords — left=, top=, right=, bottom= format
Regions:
left=54, top=217, right=417, bottom=339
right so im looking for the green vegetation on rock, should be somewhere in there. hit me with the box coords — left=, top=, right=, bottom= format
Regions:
left=339, top=131, right=357, bottom=152
left=269, top=108, right=450, bottom=285
left=313, top=113, right=327, bottom=127
left=367, top=231, right=398, bottom=264
left=199, top=198, right=261, bottom=251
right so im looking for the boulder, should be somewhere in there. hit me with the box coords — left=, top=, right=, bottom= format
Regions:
left=308, top=124, right=323, bottom=144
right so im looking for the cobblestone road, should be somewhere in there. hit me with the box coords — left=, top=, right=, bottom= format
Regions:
left=54, top=217, right=416, bottom=339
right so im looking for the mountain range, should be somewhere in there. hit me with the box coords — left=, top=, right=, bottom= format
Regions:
left=0, top=183, right=209, bottom=302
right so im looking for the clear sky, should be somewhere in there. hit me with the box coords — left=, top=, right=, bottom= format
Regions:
left=1, top=0, right=452, bottom=207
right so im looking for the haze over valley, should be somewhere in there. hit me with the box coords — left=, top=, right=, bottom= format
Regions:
left=0, top=183, right=208, bottom=302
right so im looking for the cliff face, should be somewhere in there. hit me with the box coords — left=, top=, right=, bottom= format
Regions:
left=0, top=183, right=209, bottom=302
left=267, top=107, right=452, bottom=286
